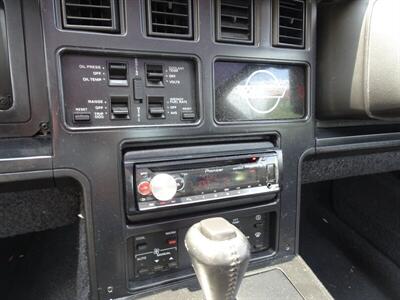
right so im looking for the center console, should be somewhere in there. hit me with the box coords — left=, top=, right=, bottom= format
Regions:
left=38, top=0, right=320, bottom=299
left=60, top=49, right=294, bottom=294
left=53, top=46, right=312, bottom=297
left=55, top=46, right=310, bottom=297
left=123, top=142, right=280, bottom=290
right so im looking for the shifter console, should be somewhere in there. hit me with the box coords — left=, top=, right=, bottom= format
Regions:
left=131, top=211, right=274, bottom=281
left=185, top=218, right=251, bottom=300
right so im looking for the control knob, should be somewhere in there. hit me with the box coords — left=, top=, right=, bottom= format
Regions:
left=150, top=173, right=178, bottom=201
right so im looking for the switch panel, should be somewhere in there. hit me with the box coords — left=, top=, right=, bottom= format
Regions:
left=146, top=64, right=164, bottom=87
left=131, top=212, right=274, bottom=283
left=133, top=230, right=179, bottom=279
left=147, top=96, right=165, bottom=119
left=228, top=213, right=270, bottom=252
left=108, top=62, right=128, bottom=86
left=110, top=96, right=130, bottom=120
left=61, top=53, right=198, bottom=128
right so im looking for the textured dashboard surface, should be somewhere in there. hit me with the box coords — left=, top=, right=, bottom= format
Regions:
left=302, top=149, right=400, bottom=184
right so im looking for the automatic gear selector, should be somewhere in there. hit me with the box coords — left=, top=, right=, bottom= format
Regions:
left=185, top=217, right=251, bottom=300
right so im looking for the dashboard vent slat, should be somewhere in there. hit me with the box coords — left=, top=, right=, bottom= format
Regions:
left=216, top=0, right=254, bottom=44
left=273, top=0, right=305, bottom=48
left=61, top=0, right=120, bottom=33
left=146, top=0, right=193, bottom=39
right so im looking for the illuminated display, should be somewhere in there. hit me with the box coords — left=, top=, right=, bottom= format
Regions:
left=188, top=166, right=259, bottom=194
left=215, top=61, right=306, bottom=122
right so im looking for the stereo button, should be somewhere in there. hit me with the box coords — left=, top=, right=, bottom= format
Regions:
left=175, top=177, right=185, bottom=191
left=136, top=243, right=148, bottom=251
left=267, top=164, right=276, bottom=182
left=138, top=268, right=149, bottom=276
left=137, top=181, right=151, bottom=196
left=254, top=222, right=264, bottom=229
left=153, top=265, right=164, bottom=272
left=167, top=239, right=177, bottom=246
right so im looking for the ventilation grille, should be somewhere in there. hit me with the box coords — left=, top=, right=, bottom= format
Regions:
left=147, top=0, right=193, bottom=39
left=216, top=0, right=253, bottom=44
left=274, top=0, right=305, bottom=48
left=61, top=0, right=120, bottom=33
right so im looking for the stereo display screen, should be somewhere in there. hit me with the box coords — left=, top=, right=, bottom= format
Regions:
left=190, top=166, right=259, bottom=194
left=215, top=61, right=306, bottom=122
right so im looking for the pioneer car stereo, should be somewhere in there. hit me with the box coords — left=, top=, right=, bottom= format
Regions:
left=133, top=154, right=279, bottom=211
left=124, top=143, right=281, bottom=218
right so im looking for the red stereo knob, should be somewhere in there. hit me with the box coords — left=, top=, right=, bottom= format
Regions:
left=137, top=181, right=151, bottom=196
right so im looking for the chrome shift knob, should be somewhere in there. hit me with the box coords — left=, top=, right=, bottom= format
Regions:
left=185, top=217, right=251, bottom=300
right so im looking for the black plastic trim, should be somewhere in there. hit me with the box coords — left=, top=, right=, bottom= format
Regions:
left=61, top=0, right=120, bottom=33
left=272, top=0, right=306, bottom=49
left=145, top=0, right=194, bottom=40
left=215, top=0, right=254, bottom=45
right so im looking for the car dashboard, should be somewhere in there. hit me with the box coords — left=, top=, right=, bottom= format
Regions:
left=1, top=1, right=399, bottom=300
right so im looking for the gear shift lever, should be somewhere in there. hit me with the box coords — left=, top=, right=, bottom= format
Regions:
left=185, top=217, right=251, bottom=300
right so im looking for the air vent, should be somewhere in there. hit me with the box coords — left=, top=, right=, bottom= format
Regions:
left=61, top=0, right=120, bottom=33
left=216, top=0, right=253, bottom=44
left=273, top=0, right=305, bottom=48
left=146, top=0, right=193, bottom=39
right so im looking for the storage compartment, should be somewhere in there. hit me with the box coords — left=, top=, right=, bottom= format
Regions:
left=300, top=174, right=400, bottom=300
left=0, top=180, right=90, bottom=300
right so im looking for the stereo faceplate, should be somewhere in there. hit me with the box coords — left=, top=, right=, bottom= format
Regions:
left=124, top=143, right=281, bottom=219
left=134, top=154, right=279, bottom=211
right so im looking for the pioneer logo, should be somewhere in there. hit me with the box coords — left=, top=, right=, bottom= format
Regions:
left=205, top=168, right=223, bottom=173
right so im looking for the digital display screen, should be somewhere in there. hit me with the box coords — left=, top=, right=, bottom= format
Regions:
left=215, top=61, right=306, bottom=122
left=188, top=167, right=259, bottom=194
